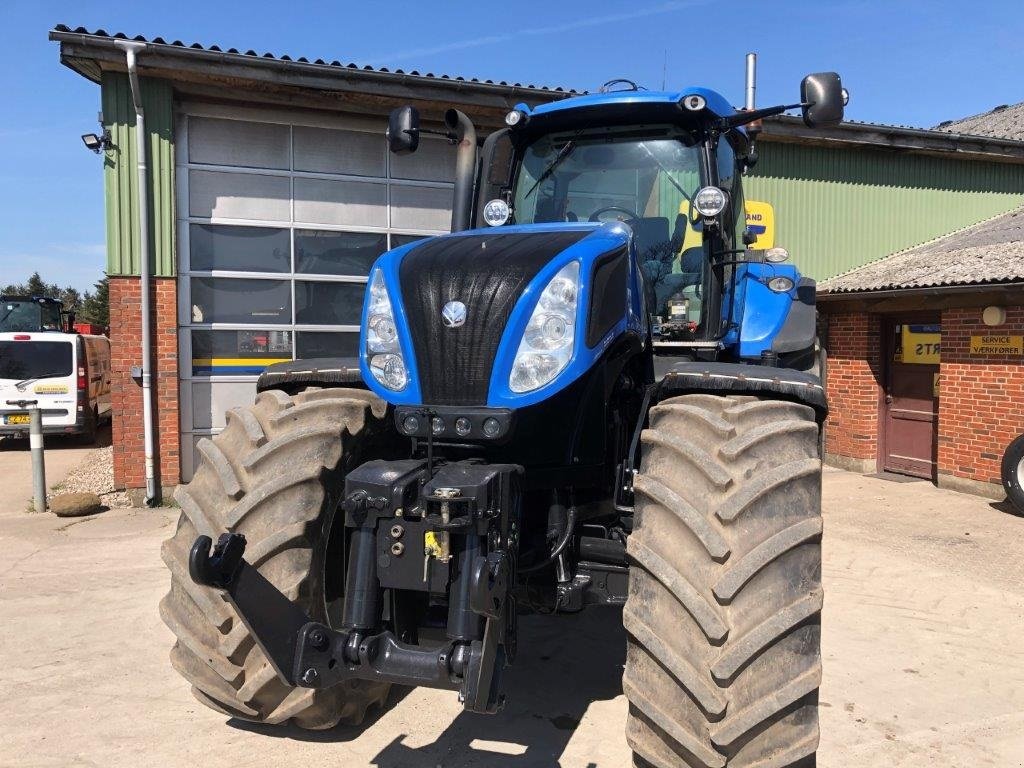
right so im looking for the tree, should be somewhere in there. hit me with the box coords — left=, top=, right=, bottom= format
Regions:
left=79, top=276, right=109, bottom=327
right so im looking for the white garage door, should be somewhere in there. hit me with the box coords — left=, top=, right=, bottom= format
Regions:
left=177, top=105, right=454, bottom=480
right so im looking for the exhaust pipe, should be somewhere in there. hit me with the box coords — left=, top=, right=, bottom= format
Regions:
left=115, top=40, right=158, bottom=507
left=444, top=109, right=477, bottom=232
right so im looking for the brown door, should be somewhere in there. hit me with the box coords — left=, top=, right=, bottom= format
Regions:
left=881, top=316, right=940, bottom=479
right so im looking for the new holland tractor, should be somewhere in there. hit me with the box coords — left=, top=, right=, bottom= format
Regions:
left=164, top=58, right=846, bottom=767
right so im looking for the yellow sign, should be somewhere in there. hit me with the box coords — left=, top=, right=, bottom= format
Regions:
left=33, top=383, right=69, bottom=394
left=970, top=335, right=1023, bottom=355
left=744, top=200, right=775, bottom=250
left=901, top=324, right=940, bottom=364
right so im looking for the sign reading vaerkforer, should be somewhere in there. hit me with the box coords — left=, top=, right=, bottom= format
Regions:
left=969, top=335, right=1023, bottom=355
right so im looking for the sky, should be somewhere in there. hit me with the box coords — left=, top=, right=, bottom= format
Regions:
left=1, top=0, right=1022, bottom=293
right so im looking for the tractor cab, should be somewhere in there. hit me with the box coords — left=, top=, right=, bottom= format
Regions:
left=0, top=296, right=67, bottom=333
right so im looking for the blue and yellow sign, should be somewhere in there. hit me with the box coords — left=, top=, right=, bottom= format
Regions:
left=744, top=200, right=775, bottom=250
left=901, top=324, right=940, bottom=364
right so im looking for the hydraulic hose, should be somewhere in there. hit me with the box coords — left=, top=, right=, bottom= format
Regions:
left=519, top=506, right=578, bottom=574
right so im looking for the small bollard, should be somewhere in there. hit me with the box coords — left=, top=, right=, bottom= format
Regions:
left=6, top=399, right=45, bottom=512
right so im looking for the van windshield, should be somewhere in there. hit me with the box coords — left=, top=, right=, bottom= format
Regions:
left=0, top=341, right=73, bottom=380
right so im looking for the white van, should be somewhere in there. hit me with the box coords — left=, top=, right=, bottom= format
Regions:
left=0, top=331, right=112, bottom=442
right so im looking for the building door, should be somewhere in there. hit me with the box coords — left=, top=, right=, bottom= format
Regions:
left=881, top=315, right=940, bottom=479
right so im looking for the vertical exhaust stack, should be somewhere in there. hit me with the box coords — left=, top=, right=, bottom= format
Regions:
left=745, top=52, right=757, bottom=111
left=444, top=109, right=478, bottom=232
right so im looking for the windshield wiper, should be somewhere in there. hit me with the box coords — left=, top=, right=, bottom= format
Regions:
left=14, top=372, right=67, bottom=388
left=639, top=142, right=694, bottom=204
left=523, top=131, right=583, bottom=199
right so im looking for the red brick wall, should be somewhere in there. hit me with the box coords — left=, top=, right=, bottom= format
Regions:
left=109, top=276, right=179, bottom=489
left=938, top=305, right=1024, bottom=486
left=822, top=311, right=882, bottom=461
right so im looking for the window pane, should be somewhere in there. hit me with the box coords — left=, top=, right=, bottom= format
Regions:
left=295, top=230, right=386, bottom=276
left=293, top=126, right=385, bottom=177
left=296, top=331, right=359, bottom=359
left=294, top=281, right=365, bottom=326
left=190, top=224, right=290, bottom=272
left=0, top=341, right=72, bottom=379
left=294, top=177, right=388, bottom=226
left=190, top=277, right=291, bottom=324
left=188, top=117, right=290, bottom=170
left=190, top=380, right=258, bottom=428
left=189, top=169, right=291, bottom=221
left=390, top=233, right=429, bottom=249
left=390, top=138, right=456, bottom=182
left=191, top=329, right=292, bottom=376
left=390, top=185, right=451, bottom=230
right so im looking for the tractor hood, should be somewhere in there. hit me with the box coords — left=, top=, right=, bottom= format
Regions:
left=360, top=223, right=644, bottom=408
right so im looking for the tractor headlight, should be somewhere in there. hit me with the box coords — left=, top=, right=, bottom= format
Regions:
left=365, top=269, right=408, bottom=391
left=767, top=276, right=795, bottom=293
left=509, top=261, right=580, bottom=393
left=694, top=186, right=728, bottom=217
left=765, top=247, right=790, bottom=263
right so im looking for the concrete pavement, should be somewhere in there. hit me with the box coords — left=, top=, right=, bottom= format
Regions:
left=0, top=468, right=1021, bottom=767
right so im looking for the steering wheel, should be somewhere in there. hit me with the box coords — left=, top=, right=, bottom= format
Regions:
left=588, top=205, right=641, bottom=223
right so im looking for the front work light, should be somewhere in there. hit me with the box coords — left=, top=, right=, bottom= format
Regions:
left=509, top=261, right=580, bottom=393
left=764, top=247, right=790, bottom=263
left=483, top=199, right=511, bottom=227
left=694, top=186, right=728, bottom=218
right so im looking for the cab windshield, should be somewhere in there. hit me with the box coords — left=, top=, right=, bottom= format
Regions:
left=512, top=127, right=707, bottom=322
left=0, top=300, right=62, bottom=333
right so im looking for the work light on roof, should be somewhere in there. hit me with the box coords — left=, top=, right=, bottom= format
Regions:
left=505, top=109, right=526, bottom=127
left=682, top=94, right=706, bottom=111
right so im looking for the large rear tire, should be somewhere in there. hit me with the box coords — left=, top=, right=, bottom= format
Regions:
left=624, top=394, right=823, bottom=768
left=160, top=387, right=392, bottom=729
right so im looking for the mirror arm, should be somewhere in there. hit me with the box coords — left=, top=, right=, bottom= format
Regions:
left=409, top=127, right=460, bottom=144
left=718, top=102, right=808, bottom=131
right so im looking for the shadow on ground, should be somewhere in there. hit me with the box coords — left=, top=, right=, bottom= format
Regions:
left=229, top=606, right=626, bottom=767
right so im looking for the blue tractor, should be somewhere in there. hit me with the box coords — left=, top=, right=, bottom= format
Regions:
left=169, top=61, right=846, bottom=767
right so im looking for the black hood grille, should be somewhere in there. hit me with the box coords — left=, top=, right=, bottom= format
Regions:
left=399, top=230, right=591, bottom=405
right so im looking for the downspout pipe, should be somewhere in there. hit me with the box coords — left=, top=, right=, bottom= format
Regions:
left=115, top=40, right=158, bottom=507
left=443, top=109, right=478, bottom=232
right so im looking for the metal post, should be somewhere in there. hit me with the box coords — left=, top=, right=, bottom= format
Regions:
left=745, top=52, right=757, bottom=111
left=30, top=406, right=46, bottom=513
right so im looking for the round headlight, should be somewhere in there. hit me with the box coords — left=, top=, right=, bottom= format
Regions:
left=764, top=247, right=790, bottom=264
left=505, top=109, right=525, bottom=127
left=482, top=417, right=501, bottom=438
left=431, top=417, right=445, bottom=435
left=402, top=415, right=420, bottom=434
left=455, top=417, right=472, bottom=437
left=483, top=199, right=511, bottom=227
left=694, top=186, right=728, bottom=218
left=370, top=353, right=408, bottom=391
left=767, top=276, right=795, bottom=293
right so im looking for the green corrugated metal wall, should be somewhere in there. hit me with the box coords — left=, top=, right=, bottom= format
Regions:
left=101, top=72, right=175, bottom=277
left=746, top=142, right=1024, bottom=279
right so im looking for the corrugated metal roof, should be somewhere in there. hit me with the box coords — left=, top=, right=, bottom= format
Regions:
left=935, top=102, right=1024, bottom=142
left=51, top=25, right=578, bottom=94
left=819, top=207, right=1024, bottom=293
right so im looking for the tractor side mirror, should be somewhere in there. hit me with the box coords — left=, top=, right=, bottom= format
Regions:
left=387, top=106, right=420, bottom=154
left=800, top=72, right=847, bottom=128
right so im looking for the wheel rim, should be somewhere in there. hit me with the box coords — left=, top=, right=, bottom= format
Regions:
left=1017, top=455, right=1024, bottom=490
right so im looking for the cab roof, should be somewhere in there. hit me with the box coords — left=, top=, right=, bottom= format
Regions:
left=522, top=87, right=736, bottom=120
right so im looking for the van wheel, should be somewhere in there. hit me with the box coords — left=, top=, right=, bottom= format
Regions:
left=78, top=408, right=98, bottom=445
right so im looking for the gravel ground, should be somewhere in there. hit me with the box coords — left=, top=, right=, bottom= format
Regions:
left=51, top=444, right=132, bottom=508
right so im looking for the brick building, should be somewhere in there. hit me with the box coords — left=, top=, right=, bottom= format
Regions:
left=819, top=207, right=1024, bottom=499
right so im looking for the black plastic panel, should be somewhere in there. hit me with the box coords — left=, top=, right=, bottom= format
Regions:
left=586, top=247, right=628, bottom=348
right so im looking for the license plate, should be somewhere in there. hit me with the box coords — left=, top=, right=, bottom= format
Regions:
left=4, top=414, right=30, bottom=425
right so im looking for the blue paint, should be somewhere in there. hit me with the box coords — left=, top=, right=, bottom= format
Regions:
left=728, top=262, right=805, bottom=358
left=518, top=87, right=738, bottom=123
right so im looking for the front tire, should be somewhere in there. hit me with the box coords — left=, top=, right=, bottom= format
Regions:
left=160, top=387, right=391, bottom=729
left=1001, top=433, right=1024, bottom=514
left=624, top=394, right=823, bottom=767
